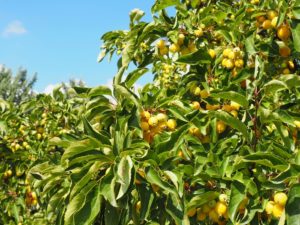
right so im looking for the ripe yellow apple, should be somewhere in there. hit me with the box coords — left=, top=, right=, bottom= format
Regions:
left=187, top=208, right=197, bottom=217
left=274, top=192, right=288, bottom=206
left=277, top=25, right=291, bottom=41
left=271, top=16, right=278, bottom=27
left=215, top=202, right=227, bottom=216
left=141, top=122, right=150, bottom=131
left=156, top=39, right=165, bottom=48
left=272, top=204, right=284, bottom=218
left=262, top=20, right=272, bottom=29
left=279, top=45, right=291, bottom=57
left=265, top=201, right=275, bottom=215
left=167, top=119, right=177, bottom=130
left=136, top=201, right=141, bottom=213
left=219, top=194, right=228, bottom=203
left=217, top=121, right=226, bottom=134
left=191, top=101, right=201, bottom=110
left=169, top=43, right=180, bottom=53
left=197, top=212, right=206, bottom=221
left=177, top=33, right=185, bottom=45
left=156, top=113, right=167, bottom=122
left=194, top=28, right=204, bottom=37
left=148, top=117, right=158, bottom=127
left=230, top=101, right=241, bottom=110
left=208, top=49, right=216, bottom=59
left=294, top=120, right=300, bottom=128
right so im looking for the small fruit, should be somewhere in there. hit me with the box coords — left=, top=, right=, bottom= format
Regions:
left=222, top=105, right=232, bottom=112
left=219, top=194, right=228, bottom=203
left=136, top=201, right=142, bottom=213
left=225, top=59, right=234, bottom=69
left=230, top=110, right=238, bottom=118
left=283, top=68, right=290, bottom=74
left=148, top=117, right=159, bottom=127
left=279, top=46, right=291, bottom=58
left=191, top=101, right=201, bottom=110
left=156, top=113, right=168, bottom=122
left=202, top=204, right=211, bottom=213
left=193, top=87, right=201, bottom=96
left=277, top=25, right=291, bottom=41
left=169, top=43, right=180, bottom=53
left=235, top=59, right=244, bottom=68
left=194, top=28, right=204, bottom=37
left=159, top=46, right=169, bottom=55
left=230, top=101, right=241, bottom=110
left=271, top=16, right=278, bottom=27
left=177, top=33, right=185, bottom=45
left=208, top=49, right=216, bottom=59
left=141, top=122, right=150, bottom=131
left=200, top=90, right=209, bottom=99
left=141, top=111, right=151, bottom=120
left=256, top=16, right=266, bottom=23
left=267, top=10, right=278, bottom=20
left=215, top=202, right=227, bottom=216
left=228, top=51, right=236, bottom=60
left=32, top=199, right=38, bottom=206
left=151, top=184, right=160, bottom=192
left=274, top=192, right=288, bottom=206
left=294, top=120, right=300, bottom=128
left=197, top=212, right=207, bottom=221
left=167, top=119, right=177, bottom=130
left=187, top=208, right=197, bottom=217
left=217, top=121, right=226, bottom=134
left=208, top=210, right=219, bottom=222
left=223, top=48, right=231, bottom=57
left=272, top=204, right=284, bottom=218
left=156, top=39, right=166, bottom=48
left=262, top=20, right=272, bottom=29
left=265, top=201, right=275, bottom=215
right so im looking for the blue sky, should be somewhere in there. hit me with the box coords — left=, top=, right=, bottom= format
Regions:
left=0, top=1, right=154, bottom=92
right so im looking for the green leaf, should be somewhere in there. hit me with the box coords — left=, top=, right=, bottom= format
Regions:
left=245, top=33, right=256, bottom=55
left=116, top=156, right=133, bottom=199
left=125, top=68, right=149, bottom=88
left=176, top=49, right=211, bottom=65
left=64, top=181, right=97, bottom=225
left=291, top=20, right=300, bottom=52
left=73, top=186, right=102, bottom=225
left=145, top=167, right=177, bottom=195
left=287, top=184, right=300, bottom=225
left=114, top=84, right=140, bottom=108
left=209, top=110, right=248, bottom=139
left=151, top=0, right=180, bottom=13
left=210, top=91, right=248, bottom=108
left=263, top=80, right=288, bottom=94
left=99, top=168, right=118, bottom=207
left=228, top=181, right=247, bottom=223
left=88, top=85, right=112, bottom=97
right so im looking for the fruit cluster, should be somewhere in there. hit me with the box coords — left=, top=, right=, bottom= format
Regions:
left=187, top=194, right=229, bottom=225
left=255, top=10, right=293, bottom=59
left=140, top=110, right=177, bottom=143
left=221, top=47, right=244, bottom=71
left=265, top=192, right=288, bottom=219
left=3, top=169, right=13, bottom=179
left=25, top=188, right=38, bottom=207
left=157, top=63, right=181, bottom=88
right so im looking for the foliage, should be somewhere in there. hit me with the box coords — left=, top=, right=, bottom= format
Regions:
left=0, top=67, right=37, bottom=104
left=1, top=0, right=300, bottom=225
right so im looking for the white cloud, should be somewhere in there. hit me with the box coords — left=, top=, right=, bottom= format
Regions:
left=44, top=84, right=59, bottom=95
left=2, top=20, right=27, bottom=37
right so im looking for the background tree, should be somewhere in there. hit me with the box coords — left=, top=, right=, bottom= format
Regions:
left=0, top=66, right=37, bottom=104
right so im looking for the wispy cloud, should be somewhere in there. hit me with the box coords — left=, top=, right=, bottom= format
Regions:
left=2, top=20, right=27, bottom=37
left=44, top=84, right=59, bottom=94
